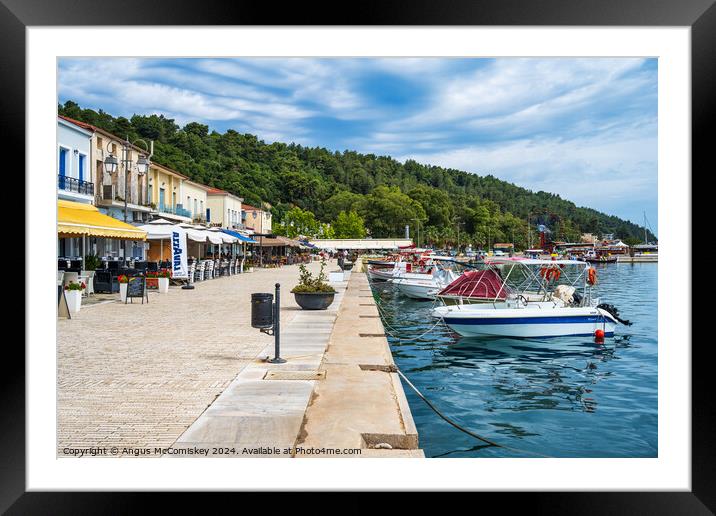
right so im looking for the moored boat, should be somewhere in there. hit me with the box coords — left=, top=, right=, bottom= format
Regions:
left=432, top=258, right=631, bottom=338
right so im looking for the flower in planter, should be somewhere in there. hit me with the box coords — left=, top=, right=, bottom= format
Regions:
left=64, top=281, right=86, bottom=291
left=117, top=275, right=129, bottom=284
left=290, top=258, right=336, bottom=294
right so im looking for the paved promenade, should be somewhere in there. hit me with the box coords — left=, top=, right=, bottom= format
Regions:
left=169, top=269, right=422, bottom=458
left=57, top=261, right=328, bottom=456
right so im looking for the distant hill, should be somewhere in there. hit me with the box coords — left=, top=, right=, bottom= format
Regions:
left=59, top=100, right=656, bottom=248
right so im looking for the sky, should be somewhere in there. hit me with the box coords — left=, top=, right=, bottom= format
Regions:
left=58, top=57, right=658, bottom=234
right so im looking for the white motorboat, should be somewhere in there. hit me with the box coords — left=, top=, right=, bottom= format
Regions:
left=432, top=258, right=631, bottom=338
left=367, top=251, right=448, bottom=283
left=392, top=269, right=459, bottom=300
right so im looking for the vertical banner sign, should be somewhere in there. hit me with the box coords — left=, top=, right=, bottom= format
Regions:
left=172, top=227, right=188, bottom=279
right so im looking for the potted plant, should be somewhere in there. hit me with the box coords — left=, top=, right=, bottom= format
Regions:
left=290, top=259, right=336, bottom=310
left=84, top=254, right=102, bottom=270
left=145, top=271, right=159, bottom=290
left=157, top=269, right=170, bottom=294
left=118, top=274, right=129, bottom=302
left=64, top=281, right=85, bottom=313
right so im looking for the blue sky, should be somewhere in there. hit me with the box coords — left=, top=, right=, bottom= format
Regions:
left=58, top=57, right=658, bottom=234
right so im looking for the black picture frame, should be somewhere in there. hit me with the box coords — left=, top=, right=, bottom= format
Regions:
left=6, top=0, right=707, bottom=511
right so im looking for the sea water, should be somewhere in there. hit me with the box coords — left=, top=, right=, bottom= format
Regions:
left=372, top=263, right=658, bottom=458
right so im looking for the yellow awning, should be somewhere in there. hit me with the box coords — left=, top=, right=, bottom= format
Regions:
left=57, top=200, right=147, bottom=240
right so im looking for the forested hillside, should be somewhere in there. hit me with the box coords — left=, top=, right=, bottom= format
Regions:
left=59, top=100, right=656, bottom=248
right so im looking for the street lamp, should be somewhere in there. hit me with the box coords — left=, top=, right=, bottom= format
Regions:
left=411, top=218, right=421, bottom=248
left=103, top=137, right=152, bottom=223
left=103, top=136, right=152, bottom=264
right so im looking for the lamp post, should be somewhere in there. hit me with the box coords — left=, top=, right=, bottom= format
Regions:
left=103, top=136, right=152, bottom=264
left=411, top=218, right=421, bottom=248
left=454, top=218, right=464, bottom=255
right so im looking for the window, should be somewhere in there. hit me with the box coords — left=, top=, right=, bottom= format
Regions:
left=97, top=136, right=103, bottom=150
left=194, top=199, right=198, bottom=215
left=187, top=196, right=191, bottom=214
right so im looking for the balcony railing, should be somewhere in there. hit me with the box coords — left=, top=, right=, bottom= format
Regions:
left=58, top=175, right=94, bottom=196
left=159, top=205, right=192, bottom=218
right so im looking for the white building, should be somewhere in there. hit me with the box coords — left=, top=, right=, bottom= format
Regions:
left=57, top=117, right=94, bottom=204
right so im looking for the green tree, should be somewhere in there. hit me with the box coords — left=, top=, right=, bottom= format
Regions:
left=356, top=186, right=426, bottom=238
left=274, top=206, right=320, bottom=238
left=332, top=211, right=367, bottom=239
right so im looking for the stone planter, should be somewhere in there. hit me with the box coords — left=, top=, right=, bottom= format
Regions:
left=158, top=277, right=170, bottom=294
left=293, top=291, right=336, bottom=310
left=119, top=283, right=128, bottom=302
left=65, top=289, right=82, bottom=313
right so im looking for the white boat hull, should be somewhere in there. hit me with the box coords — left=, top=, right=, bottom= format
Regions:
left=433, top=305, right=618, bottom=338
left=394, top=281, right=439, bottom=300
left=368, top=268, right=395, bottom=281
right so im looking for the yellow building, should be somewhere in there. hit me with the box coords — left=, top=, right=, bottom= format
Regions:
left=207, top=188, right=244, bottom=230
left=147, top=162, right=193, bottom=223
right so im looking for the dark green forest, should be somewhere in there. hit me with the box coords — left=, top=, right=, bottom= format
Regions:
left=59, top=100, right=656, bottom=249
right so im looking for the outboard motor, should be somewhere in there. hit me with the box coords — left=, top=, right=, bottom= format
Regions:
left=597, top=303, right=632, bottom=326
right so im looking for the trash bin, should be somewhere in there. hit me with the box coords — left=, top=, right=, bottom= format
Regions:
left=251, top=292, right=274, bottom=329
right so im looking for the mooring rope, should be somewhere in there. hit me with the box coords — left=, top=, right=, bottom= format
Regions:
left=395, top=368, right=552, bottom=458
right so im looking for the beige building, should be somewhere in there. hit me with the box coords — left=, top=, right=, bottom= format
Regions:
left=207, top=188, right=244, bottom=230
left=242, top=204, right=272, bottom=234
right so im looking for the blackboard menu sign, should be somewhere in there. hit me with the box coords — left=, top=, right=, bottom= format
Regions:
left=126, top=276, right=148, bottom=304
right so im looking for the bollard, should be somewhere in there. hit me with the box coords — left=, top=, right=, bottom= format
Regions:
left=268, top=283, right=286, bottom=364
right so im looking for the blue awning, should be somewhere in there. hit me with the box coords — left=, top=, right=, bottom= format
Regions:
left=221, top=229, right=257, bottom=243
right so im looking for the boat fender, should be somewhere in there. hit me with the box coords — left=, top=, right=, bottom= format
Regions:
left=597, top=303, right=632, bottom=326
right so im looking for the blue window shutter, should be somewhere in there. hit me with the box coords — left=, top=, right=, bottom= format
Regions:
left=78, top=154, right=85, bottom=181
left=59, top=148, right=66, bottom=176
left=206, top=208, right=210, bottom=222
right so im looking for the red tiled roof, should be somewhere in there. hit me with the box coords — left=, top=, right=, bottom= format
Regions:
left=59, top=115, right=96, bottom=132
left=59, top=115, right=148, bottom=155
left=242, top=204, right=261, bottom=211
left=207, top=187, right=228, bottom=194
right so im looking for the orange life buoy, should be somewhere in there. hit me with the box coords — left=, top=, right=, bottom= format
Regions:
left=587, top=267, right=597, bottom=285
